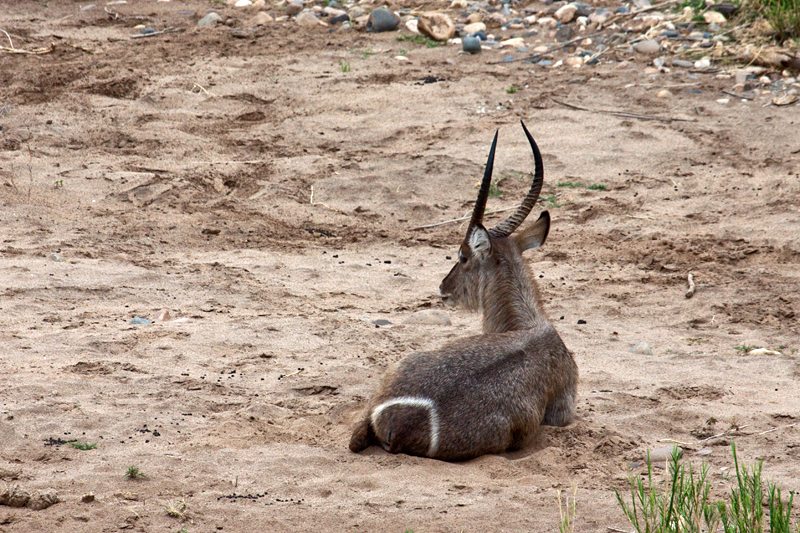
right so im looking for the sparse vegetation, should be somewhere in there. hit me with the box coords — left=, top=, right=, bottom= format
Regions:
left=557, top=484, right=578, bottom=533
left=734, top=344, right=761, bottom=353
left=339, top=61, right=351, bottom=72
left=125, top=465, right=146, bottom=480
left=165, top=498, right=189, bottom=520
left=506, top=85, right=519, bottom=94
left=587, top=184, right=608, bottom=191
left=748, top=0, right=800, bottom=40
left=395, top=34, right=442, bottom=48
left=542, top=194, right=564, bottom=208
left=69, top=441, right=97, bottom=450
left=615, top=443, right=800, bottom=533
left=558, top=181, right=584, bottom=188
left=361, top=49, right=376, bottom=59
left=488, top=181, right=502, bottom=197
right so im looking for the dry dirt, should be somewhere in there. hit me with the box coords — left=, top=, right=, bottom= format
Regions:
left=1, top=1, right=799, bottom=531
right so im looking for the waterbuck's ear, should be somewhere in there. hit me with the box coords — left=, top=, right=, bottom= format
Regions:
left=468, top=225, right=492, bottom=261
left=513, top=211, right=550, bottom=251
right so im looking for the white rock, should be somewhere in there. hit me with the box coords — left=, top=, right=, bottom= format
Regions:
left=629, top=342, right=652, bottom=355
left=747, top=348, right=783, bottom=356
left=501, top=37, right=525, bottom=48
left=694, top=58, right=711, bottom=68
left=633, top=39, right=661, bottom=55
left=402, top=310, right=452, bottom=326
left=555, top=4, right=578, bottom=23
left=296, top=11, right=324, bottom=26
left=234, top=0, right=253, bottom=6
left=716, top=98, right=729, bottom=104
left=250, top=11, right=273, bottom=25
left=703, top=11, right=726, bottom=24
left=537, top=16, right=558, bottom=29
left=524, top=15, right=537, bottom=24
left=648, top=446, right=682, bottom=463
left=533, top=44, right=549, bottom=53
left=450, top=0, right=467, bottom=7
left=462, top=22, right=486, bottom=34
left=656, top=89, right=672, bottom=98
left=565, top=56, right=582, bottom=67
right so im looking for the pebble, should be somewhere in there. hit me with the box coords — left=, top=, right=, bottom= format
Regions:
left=198, top=12, right=222, bottom=26
left=405, top=19, right=419, bottom=33
left=462, top=36, right=482, bottom=53
left=323, top=6, right=346, bottom=17
left=250, top=11, right=273, bottom=25
left=234, top=0, right=252, bottom=6
left=555, top=25, right=574, bottom=42
left=285, top=1, right=304, bottom=16
left=371, top=319, right=392, bottom=326
left=537, top=16, right=557, bottom=29
left=633, top=39, right=661, bottom=55
left=694, top=58, right=711, bottom=68
left=565, top=56, right=582, bottom=67
left=648, top=445, right=682, bottom=463
left=81, top=493, right=95, bottom=503
left=328, top=14, right=349, bottom=24
left=695, top=448, right=713, bottom=456
left=140, top=27, right=156, bottom=35
left=463, top=22, right=486, bottom=34
left=296, top=11, right=322, bottom=27
left=703, top=11, right=726, bottom=24
left=129, top=317, right=152, bottom=325
left=656, top=89, right=672, bottom=98
left=501, top=37, right=525, bottom=48
left=49, top=252, right=64, bottom=262
left=672, top=59, right=693, bottom=68
left=555, top=4, right=578, bottom=23
left=401, top=310, right=452, bottom=326
left=367, top=7, right=399, bottom=32
left=155, top=309, right=171, bottom=322
left=716, top=98, right=729, bottom=104
left=473, top=30, right=487, bottom=40
left=417, top=12, right=455, bottom=41
left=629, top=342, right=652, bottom=355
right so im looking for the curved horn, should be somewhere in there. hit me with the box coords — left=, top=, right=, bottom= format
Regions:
left=488, top=120, right=543, bottom=238
left=467, top=129, right=498, bottom=236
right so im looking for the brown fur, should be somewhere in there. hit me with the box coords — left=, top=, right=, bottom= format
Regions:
left=349, top=128, right=578, bottom=461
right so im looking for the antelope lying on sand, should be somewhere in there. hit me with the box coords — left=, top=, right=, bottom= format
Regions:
left=349, top=121, right=578, bottom=461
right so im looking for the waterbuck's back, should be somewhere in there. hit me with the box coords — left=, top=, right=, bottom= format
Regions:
left=353, top=323, right=576, bottom=461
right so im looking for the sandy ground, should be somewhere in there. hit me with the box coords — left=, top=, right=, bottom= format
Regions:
left=1, top=1, right=799, bottom=531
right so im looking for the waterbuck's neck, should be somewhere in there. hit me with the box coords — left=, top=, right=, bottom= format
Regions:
left=480, top=251, right=547, bottom=334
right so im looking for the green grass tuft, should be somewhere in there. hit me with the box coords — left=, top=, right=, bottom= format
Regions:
left=749, top=0, right=800, bottom=40
left=506, top=85, right=519, bottom=94
left=558, top=181, right=583, bottom=188
left=587, top=184, right=608, bottom=191
left=69, top=442, right=97, bottom=450
left=615, top=442, right=800, bottom=533
left=339, top=60, right=351, bottom=72
left=542, top=194, right=564, bottom=208
left=395, top=34, right=442, bottom=48
left=734, top=344, right=760, bottom=353
left=125, top=465, right=146, bottom=480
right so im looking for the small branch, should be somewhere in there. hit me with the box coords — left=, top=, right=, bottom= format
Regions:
left=192, top=83, right=215, bottom=97
left=310, top=185, right=345, bottom=214
left=130, top=27, right=182, bottom=39
left=0, top=28, right=14, bottom=49
left=755, top=422, right=797, bottom=436
left=721, top=89, right=755, bottom=101
left=657, top=438, right=694, bottom=447
left=607, top=527, right=631, bottom=533
left=411, top=204, right=522, bottom=230
left=599, top=0, right=680, bottom=29
left=698, top=425, right=750, bottom=443
left=685, top=272, right=696, bottom=299
left=551, top=97, right=695, bottom=123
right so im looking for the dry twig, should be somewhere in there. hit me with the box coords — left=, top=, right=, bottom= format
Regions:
left=685, top=272, right=696, bottom=298
left=411, top=204, right=522, bottom=230
left=551, top=97, right=695, bottom=123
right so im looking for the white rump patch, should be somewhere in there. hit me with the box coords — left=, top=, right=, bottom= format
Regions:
left=371, top=396, right=440, bottom=457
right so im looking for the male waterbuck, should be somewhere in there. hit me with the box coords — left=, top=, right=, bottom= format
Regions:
left=349, top=121, right=578, bottom=461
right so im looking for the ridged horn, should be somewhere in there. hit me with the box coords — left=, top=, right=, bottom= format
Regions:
left=466, top=129, right=498, bottom=237
left=488, top=120, right=543, bottom=238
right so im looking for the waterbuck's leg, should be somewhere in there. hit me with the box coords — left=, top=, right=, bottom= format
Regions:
left=542, top=385, right=577, bottom=427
